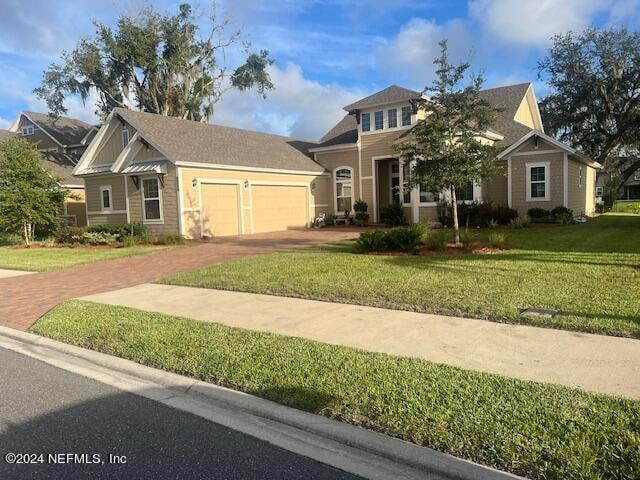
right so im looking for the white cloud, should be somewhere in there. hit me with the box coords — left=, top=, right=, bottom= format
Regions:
left=375, top=18, right=472, bottom=88
left=213, top=62, right=364, bottom=140
left=0, top=117, right=12, bottom=129
left=470, top=0, right=609, bottom=46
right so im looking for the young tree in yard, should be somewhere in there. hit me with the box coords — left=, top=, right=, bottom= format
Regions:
left=0, top=139, right=68, bottom=246
left=35, top=3, right=274, bottom=121
left=539, top=27, right=640, bottom=205
left=398, top=40, right=501, bottom=243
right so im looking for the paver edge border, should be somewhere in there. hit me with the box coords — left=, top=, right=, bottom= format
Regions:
left=0, top=325, right=524, bottom=480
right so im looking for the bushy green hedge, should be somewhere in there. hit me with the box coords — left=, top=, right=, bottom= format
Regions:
left=356, top=224, right=426, bottom=253
left=440, top=201, right=518, bottom=227
left=87, top=222, right=148, bottom=239
left=380, top=203, right=406, bottom=226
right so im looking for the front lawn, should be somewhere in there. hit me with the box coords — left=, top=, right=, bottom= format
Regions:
left=165, top=215, right=640, bottom=338
left=32, top=300, right=640, bottom=480
left=0, top=245, right=174, bottom=271
left=613, top=200, right=640, bottom=215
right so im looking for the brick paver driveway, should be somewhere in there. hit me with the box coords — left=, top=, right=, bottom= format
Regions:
left=0, top=229, right=360, bottom=331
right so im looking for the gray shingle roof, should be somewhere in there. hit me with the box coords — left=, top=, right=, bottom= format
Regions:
left=115, top=109, right=325, bottom=173
left=343, top=85, right=422, bottom=111
left=41, top=151, right=82, bottom=186
left=316, top=114, right=358, bottom=148
left=478, top=83, right=533, bottom=146
left=23, top=111, right=96, bottom=146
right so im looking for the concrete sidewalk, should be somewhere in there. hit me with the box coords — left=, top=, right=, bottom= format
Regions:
left=82, top=284, right=640, bottom=399
left=0, top=268, right=34, bottom=279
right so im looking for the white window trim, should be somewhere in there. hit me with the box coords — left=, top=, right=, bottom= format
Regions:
left=100, top=185, right=113, bottom=212
left=526, top=161, right=551, bottom=202
left=361, top=112, right=371, bottom=132
left=142, top=176, right=164, bottom=224
left=387, top=108, right=398, bottom=129
left=359, top=103, right=415, bottom=136
left=389, top=161, right=400, bottom=204
left=333, top=166, right=354, bottom=215
left=22, top=125, right=34, bottom=136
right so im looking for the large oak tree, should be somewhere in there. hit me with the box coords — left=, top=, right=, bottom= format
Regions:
left=539, top=27, right=640, bottom=203
left=35, top=3, right=274, bottom=122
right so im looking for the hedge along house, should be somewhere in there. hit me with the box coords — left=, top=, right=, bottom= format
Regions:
left=310, top=83, right=601, bottom=222
left=73, top=108, right=329, bottom=238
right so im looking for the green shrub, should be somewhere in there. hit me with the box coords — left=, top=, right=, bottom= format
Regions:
left=157, top=233, right=185, bottom=245
left=550, top=206, right=573, bottom=218
left=557, top=211, right=576, bottom=225
left=510, top=216, right=530, bottom=229
left=87, top=222, right=148, bottom=240
left=354, top=212, right=370, bottom=226
left=0, top=232, right=22, bottom=246
left=459, top=230, right=474, bottom=250
left=487, top=219, right=498, bottom=229
left=445, top=201, right=518, bottom=227
left=122, top=235, right=138, bottom=247
left=385, top=224, right=427, bottom=252
left=425, top=230, right=448, bottom=251
left=324, top=213, right=336, bottom=226
left=80, top=231, right=119, bottom=245
left=527, top=208, right=550, bottom=219
left=355, top=230, right=388, bottom=252
left=436, top=200, right=450, bottom=225
left=493, top=205, right=519, bottom=225
left=55, top=226, right=86, bottom=244
left=380, top=203, right=405, bottom=226
left=353, top=200, right=368, bottom=213
left=488, top=231, right=507, bottom=248
left=595, top=203, right=608, bottom=214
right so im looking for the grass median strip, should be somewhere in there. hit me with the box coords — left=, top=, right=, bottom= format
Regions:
left=163, top=215, right=640, bottom=338
left=33, top=300, right=640, bottom=480
left=0, top=245, right=173, bottom=271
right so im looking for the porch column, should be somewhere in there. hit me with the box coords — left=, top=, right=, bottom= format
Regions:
left=411, top=186, right=419, bottom=224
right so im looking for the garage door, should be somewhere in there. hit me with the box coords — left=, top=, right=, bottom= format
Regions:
left=201, top=183, right=241, bottom=237
left=251, top=185, right=308, bottom=234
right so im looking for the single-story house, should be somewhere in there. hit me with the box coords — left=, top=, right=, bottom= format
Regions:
left=73, top=83, right=601, bottom=238
left=7, top=111, right=98, bottom=226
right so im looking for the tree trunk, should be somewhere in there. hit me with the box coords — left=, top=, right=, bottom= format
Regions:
left=22, top=222, right=30, bottom=247
left=450, top=185, right=459, bottom=244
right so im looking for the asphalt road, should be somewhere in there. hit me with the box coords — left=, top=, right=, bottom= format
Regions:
left=0, top=347, right=362, bottom=480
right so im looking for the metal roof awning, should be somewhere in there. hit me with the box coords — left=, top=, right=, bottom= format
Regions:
left=122, top=160, right=167, bottom=174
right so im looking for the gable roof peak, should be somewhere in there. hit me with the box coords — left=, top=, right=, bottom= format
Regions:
left=343, top=85, right=422, bottom=112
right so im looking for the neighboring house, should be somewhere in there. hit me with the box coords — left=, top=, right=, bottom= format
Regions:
left=73, top=83, right=601, bottom=239
left=596, top=163, right=640, bottom=202
left=8, top=112, right=98, bottom=226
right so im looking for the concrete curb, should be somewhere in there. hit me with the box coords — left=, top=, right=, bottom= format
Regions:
left=0, top=326, right=525, bottom=480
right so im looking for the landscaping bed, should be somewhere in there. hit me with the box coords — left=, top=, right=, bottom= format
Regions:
left=164, top=215, right=640, bottom=338
left=32, top=300, right=640, bottom=480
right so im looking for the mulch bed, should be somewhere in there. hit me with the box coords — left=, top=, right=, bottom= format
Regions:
left=371, top=242, right=506, bottom=257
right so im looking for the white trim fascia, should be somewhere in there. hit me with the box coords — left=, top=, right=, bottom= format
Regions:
left=332, top=166, right=355, bottom=215
left=312, top=204, right=329, bottom=208
left=111, top=132, right=143, bottom=173
left=361, top=175, right=373, bottom=180
left=357, top=139, right=362, bottom=202
left=73, top=112, right=117, bottom=175
left=174, top=161, right=327, bottom=177
left=99, top=185, right=113, bottom=213
left=87, top=210, right=128, bottom=215
left=507, top=156, right=512, bottom=208
left=124, top=176, right=130, bottom=223
left=526, top=161, right=551, bottom=202
left=308, top=143, right=358, bottom=153
left=482, top=130, right=505, bottom=141
left=84, top=179, right=90, bottom=226
left=80, top=126, right=99, bottom=145
left=511, top=149, right=560, bottom=157
left=563, top=152, right=569, bottom=207
left=59, top=184, right=84, bottom=189
left=177, top=167, right=184, bottom=236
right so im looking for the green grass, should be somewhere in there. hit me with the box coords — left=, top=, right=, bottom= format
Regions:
left=0, top=244, right=174, bottom=271
left=612, top=200, right=640, bottom=214
left=164, top=215, right=640, bottom=338
left=32, top=300, right=640, bottom=480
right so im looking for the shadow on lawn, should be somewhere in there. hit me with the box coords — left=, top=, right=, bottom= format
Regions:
left=255, top=385, right=335, bottom=413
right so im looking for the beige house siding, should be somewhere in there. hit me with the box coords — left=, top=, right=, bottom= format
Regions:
left=64, top=187, right=87, bottom=227
left=418, top=206, right=438, bottom=223
left=314, top=148, right=359, bottom=213
left=17, top=115, right=61, bottom=151
left=91, top=124, right=136, bottom=166
left=126, top=163, right=179, bottom=235
left=177, top=166, right=328, bottom=238
left=510, top=152, right=564, bottom=214
left=85, top=174, right=127, bottom=225
left=483, top=160, right=508, bottom=205
left=515, top=137, right=556, bottom=154
left=360, top=130, right=404, bottom=221
left=567, top=159, right=584, bottom=215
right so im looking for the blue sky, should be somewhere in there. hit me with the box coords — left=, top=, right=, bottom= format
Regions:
left=1, top=0, right=638, bottom=140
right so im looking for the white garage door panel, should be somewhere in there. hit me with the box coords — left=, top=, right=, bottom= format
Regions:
left=252, top=185, right=308, bottom=234
left=201, top=183, right=241, bottom=237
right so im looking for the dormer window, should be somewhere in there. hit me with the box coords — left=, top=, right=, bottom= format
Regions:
left=122, top=128, right=130, bottom=148
left=374, top=111, right=384, bottom=130
left=22, top=125, right=34, bottom=135
left=388, top=108, right=397, bottom=128
left=401, top=106, right=412, bottom=126
left=361, top=113, right=370, bottom=132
